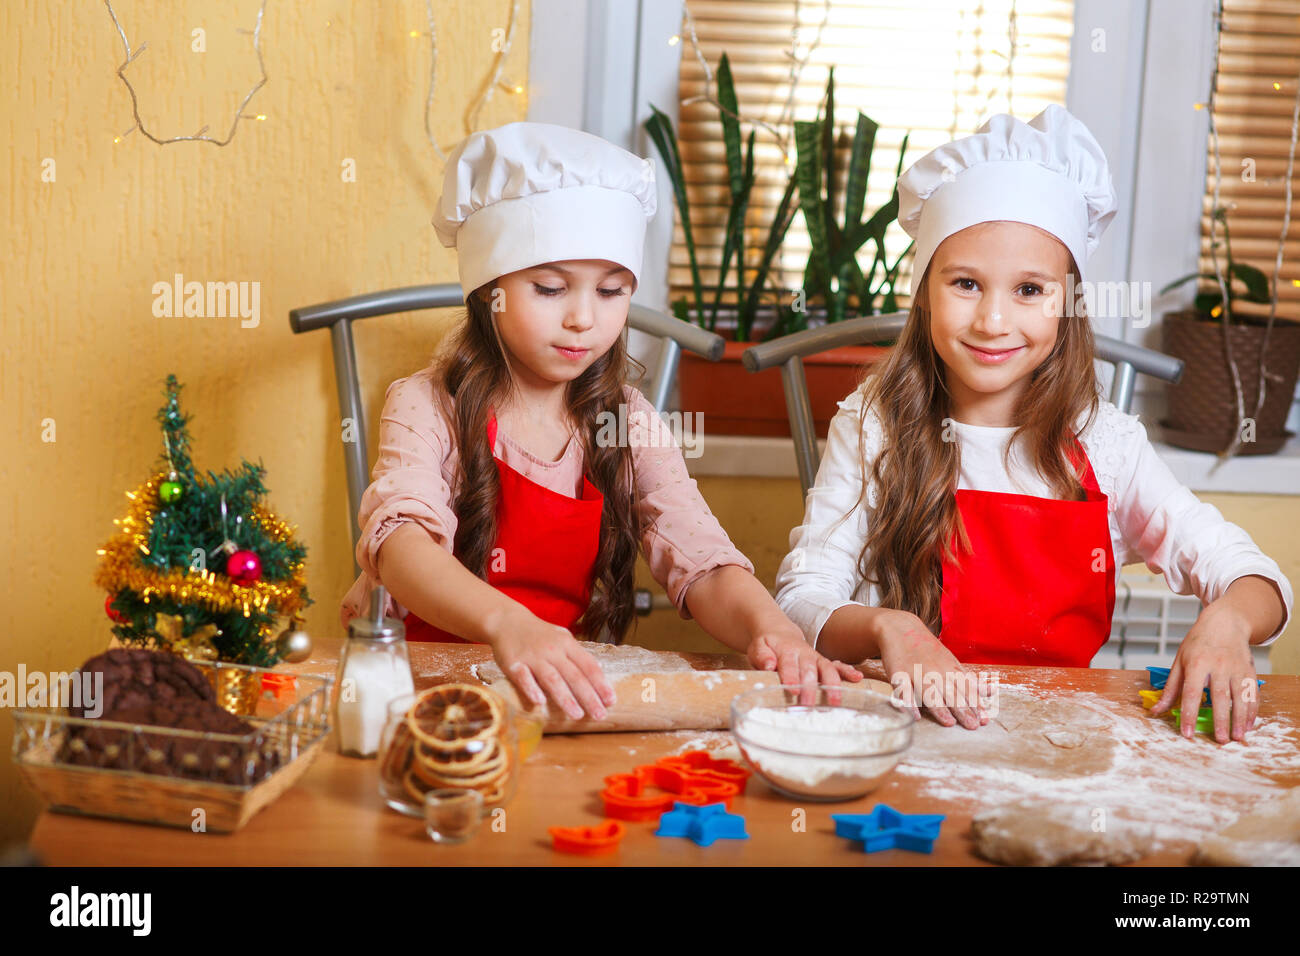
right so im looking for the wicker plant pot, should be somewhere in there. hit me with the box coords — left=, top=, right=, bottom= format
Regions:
left=1160, top=308, right=1300, bottom=455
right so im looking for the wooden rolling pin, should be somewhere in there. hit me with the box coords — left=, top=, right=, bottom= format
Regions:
left=472, top=643, right=893, bottom=734
left=481, top=668, right=773, bottom=734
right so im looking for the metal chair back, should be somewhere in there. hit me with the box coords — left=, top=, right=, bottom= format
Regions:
left=741, top=311, right=1185, bottom=496
left=289, top=283, right=725, bottom=578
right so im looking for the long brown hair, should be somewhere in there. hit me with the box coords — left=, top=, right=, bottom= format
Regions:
left=432, top=284, right=646, bottom=643
left=855, top=256, right=1099, bottom=632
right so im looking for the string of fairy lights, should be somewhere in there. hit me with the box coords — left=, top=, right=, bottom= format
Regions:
left=1202, top=0, right=1300, bottom=461
left=422, top=0, right=522, bottom=162
left=104, top=0, right=522, bottom=158
left=677, top=0, right=830, bottom=164
left=104, top=0, right=270, bottom=146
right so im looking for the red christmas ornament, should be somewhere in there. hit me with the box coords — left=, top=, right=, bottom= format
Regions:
left=105, top=594, right=128, bottom=623
left=226, top=549, right=262, bottom=585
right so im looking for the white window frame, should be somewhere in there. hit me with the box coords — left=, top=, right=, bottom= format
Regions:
left=530, top=0, right=1300, bottom=492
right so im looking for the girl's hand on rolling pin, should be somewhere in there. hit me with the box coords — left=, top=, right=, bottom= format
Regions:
left=1150, top=604, right=1257, bottom=742
left=746, top=627, right=864, bottom=706
left=491, top=611, right=615, bottom=721
left=875, top=610, right=987, bottom=730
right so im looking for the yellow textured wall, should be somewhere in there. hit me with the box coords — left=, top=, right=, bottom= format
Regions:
left=0, top=0, right=530, bottom=846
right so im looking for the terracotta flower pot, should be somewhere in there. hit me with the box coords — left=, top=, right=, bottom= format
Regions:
left=678, top=339, right=890, bottom=438
left=1160, top=308, right=1300, bottom=455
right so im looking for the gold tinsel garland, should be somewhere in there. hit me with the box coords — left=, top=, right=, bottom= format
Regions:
left=94, top=472, right=308, bottom=643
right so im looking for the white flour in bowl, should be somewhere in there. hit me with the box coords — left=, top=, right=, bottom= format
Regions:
left=735, top=706, right=911, bottom=788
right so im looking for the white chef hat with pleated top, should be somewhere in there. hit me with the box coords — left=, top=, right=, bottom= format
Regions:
left=432, top=121, right=658, bottom=300
left=897, top=104, right=1118, bottom=298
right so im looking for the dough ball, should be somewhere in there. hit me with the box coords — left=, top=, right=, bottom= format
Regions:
left=971, top=799, right=1155, bottom=866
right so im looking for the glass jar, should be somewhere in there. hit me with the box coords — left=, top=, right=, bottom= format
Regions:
left=377, top=688, right=519, bottom=817
left=334, top=600, right=414, bottom=758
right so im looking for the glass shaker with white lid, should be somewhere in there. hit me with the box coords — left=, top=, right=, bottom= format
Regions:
left=335, top=585, right=415, bottom=758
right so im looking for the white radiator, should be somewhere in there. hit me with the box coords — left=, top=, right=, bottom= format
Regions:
left=1093, top=571, right=1272, bottom=673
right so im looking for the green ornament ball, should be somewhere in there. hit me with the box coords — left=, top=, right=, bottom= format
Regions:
left=158, top=480, right=184, bottom=504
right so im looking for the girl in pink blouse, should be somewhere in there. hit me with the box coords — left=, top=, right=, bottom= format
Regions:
left=340, top=122, right=862, bottom=720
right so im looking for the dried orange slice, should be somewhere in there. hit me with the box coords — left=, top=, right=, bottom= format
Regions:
left=413, top=735, right=497, bottom=772
left=407, top=683, right=504, bottom=753
left=414, top=760, right=508, bottom=792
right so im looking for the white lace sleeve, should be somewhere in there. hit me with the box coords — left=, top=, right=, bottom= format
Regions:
left=1087, top=401, right=1293, bottom=644
left=774, top=380, right=882, bottom=649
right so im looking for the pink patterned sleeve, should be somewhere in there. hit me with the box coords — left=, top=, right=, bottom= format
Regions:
left=623, top=386, right=755, bottom=621
left=353, top=373, right=458, bottom=580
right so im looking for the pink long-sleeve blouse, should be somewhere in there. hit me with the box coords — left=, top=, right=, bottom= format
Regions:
left=339, top=365, right=754, bottom=632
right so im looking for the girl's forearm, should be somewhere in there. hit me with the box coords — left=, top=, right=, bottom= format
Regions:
left=816, top=603, right=890, bottom=662
left=683, top=565, right=801, bottom=654
left=817, top=604, right=936, bottom=664
left=374, top=522, right=524, bottom=646
left=1213, top=574, right=1287, bottom=646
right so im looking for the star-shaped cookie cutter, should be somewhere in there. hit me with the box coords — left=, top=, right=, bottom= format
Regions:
left=655, top=801, right=749, bottom=847
left=832, top=804, right=946, bottom=853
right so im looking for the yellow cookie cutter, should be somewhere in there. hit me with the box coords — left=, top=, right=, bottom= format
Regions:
left=1138, top=689, right=1215, bottom=734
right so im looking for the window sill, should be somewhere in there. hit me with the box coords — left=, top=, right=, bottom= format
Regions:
left=1147, top=429, right=1300, bottom=496
left=686, top=433, right=1300, bottom=496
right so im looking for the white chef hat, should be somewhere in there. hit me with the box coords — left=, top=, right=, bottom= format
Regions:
left=432, top=121, right=658, bottom=300
left=897, top=104, right=1117, bottom=298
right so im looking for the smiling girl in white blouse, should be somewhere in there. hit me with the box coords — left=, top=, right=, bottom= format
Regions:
left=774, top=105, right=1292, bottom=743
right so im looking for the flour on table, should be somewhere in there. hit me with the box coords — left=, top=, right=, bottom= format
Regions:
left=896, top=682, right=1300, bottom=860
left=1195, top=787, right=1300, bottom=866
left=664, top=730, right=735, bottom=755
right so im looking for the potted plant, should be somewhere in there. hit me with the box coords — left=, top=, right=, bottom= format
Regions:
left=1159, top=206, right=1300, bottom=455
left=645, top=61, right=911, bottom=436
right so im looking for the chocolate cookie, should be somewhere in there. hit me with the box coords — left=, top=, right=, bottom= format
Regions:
left=60, top=648, right=282, bottom=784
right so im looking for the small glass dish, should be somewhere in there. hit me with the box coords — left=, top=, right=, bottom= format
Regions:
left=730, top=684, right=915, bottom=802
left=424, top=788, right=483, bottom=844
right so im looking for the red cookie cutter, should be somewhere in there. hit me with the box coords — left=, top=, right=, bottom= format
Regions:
left=600, top=764, right=740, bottom=822
left=549, top=819, right=626, bottom=855
left=654, top=750, right=751, bottom=794
left=260, top=673, right=296, bottom=700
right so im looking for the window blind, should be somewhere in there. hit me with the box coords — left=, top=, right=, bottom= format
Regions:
left=669, top=0, right=1076, bottom=326
left=1199, top=0, right=1300, bottom=321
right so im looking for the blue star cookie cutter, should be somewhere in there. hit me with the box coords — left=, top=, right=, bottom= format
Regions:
left=1146, top=666, right=1263, bottom=705
left=655, top=801, right=749, bottom=847
left=832, top=804, right=946, bottom=854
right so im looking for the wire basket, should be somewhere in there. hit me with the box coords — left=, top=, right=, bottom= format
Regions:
left=12, top=661, right=333, bottom=833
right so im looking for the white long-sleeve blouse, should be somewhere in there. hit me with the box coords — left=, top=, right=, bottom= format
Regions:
left=774, top=377, right=1293, bottom=654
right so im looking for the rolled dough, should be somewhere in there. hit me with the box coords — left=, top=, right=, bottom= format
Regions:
left=911, top=687, right=1117, bottom=779
left=919, top=689, right=1142, bottom=865
left=971, top=800, right=1156, bottom=866
left=1195, top=789, right=1300, bottom=866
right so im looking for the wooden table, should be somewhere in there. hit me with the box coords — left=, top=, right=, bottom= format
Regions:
left=27, top=641, right=1300, bottom=865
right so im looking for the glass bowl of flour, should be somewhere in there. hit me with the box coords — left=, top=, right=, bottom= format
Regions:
left=730, top=685, right=914, bottom=801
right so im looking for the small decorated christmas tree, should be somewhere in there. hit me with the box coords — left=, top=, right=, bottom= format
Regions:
left=95, top=374, right=312, bottom=668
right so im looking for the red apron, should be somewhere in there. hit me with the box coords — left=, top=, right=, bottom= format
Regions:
left=938, top=439, right=1115, bottom=667
left=403, top=410, right=604, bottom=643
